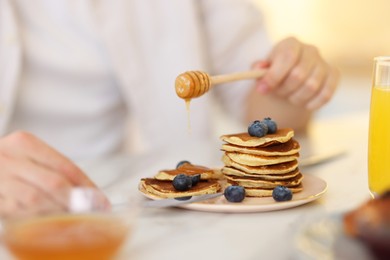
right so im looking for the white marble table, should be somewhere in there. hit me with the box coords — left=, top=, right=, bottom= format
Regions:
left=100, top=111, right=373, bottom=260
left=0, top=111, right=374, bottom=260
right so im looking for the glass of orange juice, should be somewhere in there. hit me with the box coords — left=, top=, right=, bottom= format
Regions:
left=368, top=56, right=390, bottom=198
left=0, top=188, right=138, bottom=260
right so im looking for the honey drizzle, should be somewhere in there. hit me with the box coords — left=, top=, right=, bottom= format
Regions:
left=185, top=99, right=191, bottom=134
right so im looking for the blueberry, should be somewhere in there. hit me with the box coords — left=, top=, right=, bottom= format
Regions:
left=191, top=174, right=201, bottom=186
left=262, top=117, right=277, bottom=134
left=172, top=174, right=192, bottom=191
left=272, top=186, right=293, bottom=202
left=224, top=185, right=246, bottom=202
left=176, top=160, right=191, bottom=169
left=248, top=120, right=268, bottom=137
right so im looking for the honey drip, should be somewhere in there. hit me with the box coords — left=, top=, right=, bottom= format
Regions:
left=185, top=99, right=191, bottom=134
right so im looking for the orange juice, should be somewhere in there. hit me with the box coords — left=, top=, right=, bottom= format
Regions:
left=3, top=214, right=129, bottom=260
left=368, top=86, right=390, bottom=196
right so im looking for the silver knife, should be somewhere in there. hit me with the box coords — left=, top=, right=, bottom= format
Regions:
left=299, top=149, right=347, bottom=167
left=142, top=192, right=224, bottom=208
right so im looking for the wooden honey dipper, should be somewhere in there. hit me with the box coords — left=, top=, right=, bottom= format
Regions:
left=175, top=69, right=266, bottom=99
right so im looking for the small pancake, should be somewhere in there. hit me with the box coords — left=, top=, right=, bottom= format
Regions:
left=154, top=163, right=219, bottom=181
left=225, top=183, right=303, bottom=197
left=222, top=155, right=298, bottom=175
left=222, top=166, right=300, bottom=180
left=221, top=138, right=300, bottom=156
left=224, top=173, right=303, bottom=189
left=220, top=128, right=294, bottom=147
left=140, top=178, right=221, bottom=199
left=225, top=152, right=299, bottom=167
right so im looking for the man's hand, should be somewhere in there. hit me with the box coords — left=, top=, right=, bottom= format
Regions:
left=0, top=131, right=105, bottom=218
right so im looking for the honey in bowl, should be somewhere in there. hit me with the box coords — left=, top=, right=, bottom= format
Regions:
left=1, top=187, right=138, bottom=260
left=3, top=213, right=130, bottom=260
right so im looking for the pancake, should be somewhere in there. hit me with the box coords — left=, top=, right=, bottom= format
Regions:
left=220, top=128, right=294, bottom=147
left=224, top=173, right=303, bottom=189
left=154, top=163, right=221, bottom=181
left=140, top=178, right=221, bottom=199
left=226, top=183, right=303, bottom=197
left=221, top=138, right=300, bottom=156
left=225, top=151, right=299, bottom=166
left=222, top=155, right=298, bottom=175
left=220, top=126, right=305, bottom=197
left=222, top=166, right=300, bottom=180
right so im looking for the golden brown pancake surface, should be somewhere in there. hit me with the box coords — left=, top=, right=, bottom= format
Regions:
left=224, top=173, right=303, bottom=189
left=222, top=166, right=300, bottom=180
left=221, top=138, right=300, bottom=156
left=140, top=178, right=221, bottom=199
left=154, top=163, right=218, bottom=181
left=220, top=128, right=294, bottom=147
left=225, top=152, right=299, bottom=166
left=222, top=155, right=298, bottom=175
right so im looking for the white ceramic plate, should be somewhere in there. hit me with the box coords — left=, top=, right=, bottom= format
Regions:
left=139, top=174, right=327, bottom=213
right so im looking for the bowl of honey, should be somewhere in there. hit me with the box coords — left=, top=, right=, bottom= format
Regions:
left=0, top=187, right=139, bottom=260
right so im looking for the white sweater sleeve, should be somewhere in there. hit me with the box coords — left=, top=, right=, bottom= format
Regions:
left=199, top=0, right=272, bottom=122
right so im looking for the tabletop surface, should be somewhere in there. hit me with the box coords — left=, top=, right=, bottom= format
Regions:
left=0, top=110, right=374, bottom=260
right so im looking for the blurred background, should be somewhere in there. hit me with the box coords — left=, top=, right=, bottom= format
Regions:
left=254, top=0, right=390, bottom=119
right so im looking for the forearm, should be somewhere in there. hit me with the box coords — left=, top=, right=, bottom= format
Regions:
left=244, top=87, right=312, bottom=134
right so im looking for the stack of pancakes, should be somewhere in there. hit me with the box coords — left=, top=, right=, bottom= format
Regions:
left=139, top=163, right=222, bottom=199
left=220, top=128, right=304, bottom=197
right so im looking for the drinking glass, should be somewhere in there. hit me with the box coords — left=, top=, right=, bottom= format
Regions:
left=368, top=56, right=390, bottom=198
